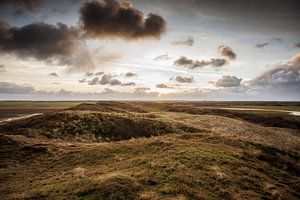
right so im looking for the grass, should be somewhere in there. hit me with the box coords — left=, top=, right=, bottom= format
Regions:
left=162, top=103, right=300, bottom=130
left=0, top=101, right=299, bottom=199
left=0, top=105, right=200, bottom=141
left=1, top=133, right=299, bottom=199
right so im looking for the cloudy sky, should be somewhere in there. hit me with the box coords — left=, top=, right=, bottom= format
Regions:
left=0, top=0, right=299, bottom=100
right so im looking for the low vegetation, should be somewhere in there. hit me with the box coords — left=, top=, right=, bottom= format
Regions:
left=163, top=104, right=300, bottom=130
left=0, top=101, right=299, bottom=199
left=0, top=102, right=199, bottom=142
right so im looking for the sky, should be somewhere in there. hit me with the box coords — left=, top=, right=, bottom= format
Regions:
left=0, top=0, right=299, bottom=101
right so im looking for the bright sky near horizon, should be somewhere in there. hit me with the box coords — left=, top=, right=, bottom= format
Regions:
left=0, top=0, right=299, bottom=100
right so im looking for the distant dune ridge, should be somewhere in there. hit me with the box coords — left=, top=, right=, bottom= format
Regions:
left=0, top=102, right=200, bottom=142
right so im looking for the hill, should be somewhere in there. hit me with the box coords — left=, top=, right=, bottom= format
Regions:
left=0, top=101, right=299, bottom=200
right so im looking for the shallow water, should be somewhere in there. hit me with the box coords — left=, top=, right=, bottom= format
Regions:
left=220, top=107, right=300, bottom=116
left=0, top=113, right=43, bottom=124
left=291, top=111, right=300, bottom=116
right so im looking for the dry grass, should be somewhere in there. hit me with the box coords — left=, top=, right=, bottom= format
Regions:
left=0, top=101, right=299, bottom=199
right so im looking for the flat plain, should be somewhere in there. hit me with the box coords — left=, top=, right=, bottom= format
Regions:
left=0, top=101, right=299, bottom=200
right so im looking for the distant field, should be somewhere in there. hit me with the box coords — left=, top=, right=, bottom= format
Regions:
left=0, top=101, right=86, bottom=120
left=1, top=101, right=300, bottom=121
left=0, top=101, right=85, bottom=108
left=227, top=104, right=300, bottom=112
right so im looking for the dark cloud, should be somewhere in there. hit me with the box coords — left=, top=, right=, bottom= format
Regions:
left=0, top=82, right=34, bottom=94
left=153, top=53, right=170, bottom=61
left=255, top=43, right=269, bottom=48
left=214, top=76, right=242, bottom=87
left=174, top=45, right=236, bottom=69
left=0, top=19, right=79, bottom=61
left=48, top=72, right=58, bottom=77
left=174, top=56, right=227, bottom=69
left=172, top=36, right=194, bottom=46
left=134, top=0, right=300, bottom=36
left=0, top=0, right=43, bottom=16
left=125, top=72, right=137, bottom=77
left=0, top=19, right=93, bottom=72
left=174, top=56, right=193, bottom=67
left=172, top=76, right=194, bottom=83
left=79, top=0, right=167, bottom=40
left=294, top=42, right=300, bottom=48
left=156, top=83, right=173, bottom=89
left=218, top=45, right=236, bottom=60
left=249, top=52, right=300, bottom=87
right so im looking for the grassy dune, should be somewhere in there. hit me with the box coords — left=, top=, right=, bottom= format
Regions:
left=0, top=101, right=299, bottom=199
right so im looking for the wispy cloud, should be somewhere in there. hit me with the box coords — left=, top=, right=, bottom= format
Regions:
left=255, top=43, right=269, bottom=49
left=172, top=36, right=194, bottom=46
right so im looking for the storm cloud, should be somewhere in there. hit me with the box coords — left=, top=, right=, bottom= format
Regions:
left=79, top=0, right=167, bottom=40
left=0, top=0, right=43, bottom=15
left=0, top=18, right=98, bottom=73
left=0, top=0, right=43, bottom=9
left=0, top=19, right=79, bottom=61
